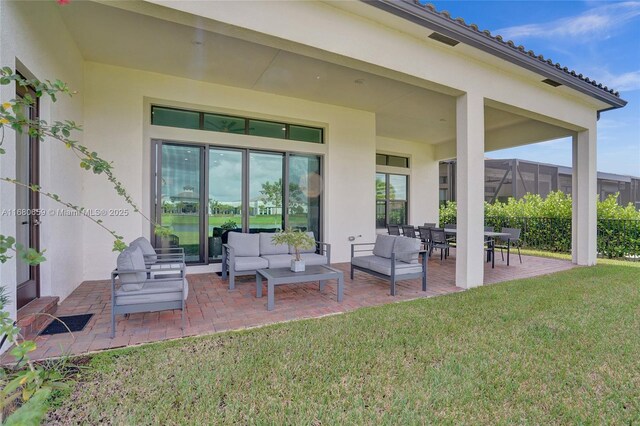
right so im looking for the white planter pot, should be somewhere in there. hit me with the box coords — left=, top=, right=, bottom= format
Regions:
left=291, top=259, right=305, bottom=272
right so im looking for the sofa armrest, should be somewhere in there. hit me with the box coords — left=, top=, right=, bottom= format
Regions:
left=351, top=242, right=375, bottom=259
left=316, top=241, right=331, bottom=264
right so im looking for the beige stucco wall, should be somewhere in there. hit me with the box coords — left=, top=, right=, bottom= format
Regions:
left=82, top=62, right=379, bottom=279
left=0, top=0, right=85, bottom=322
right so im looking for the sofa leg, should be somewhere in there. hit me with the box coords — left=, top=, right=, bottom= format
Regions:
left=229, top=273, right=235, bottom=290
left=390, top=278, right=396, bottom=296
left=111, top=311, right=116, bottom=338
left=350, top=265, right=354, bottom=280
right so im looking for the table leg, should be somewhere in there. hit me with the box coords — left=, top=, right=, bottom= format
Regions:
left=256, top=273, right=263, bottom=298
left=337, top=275, right=344, bottom=302
left=267, top=281, right=275, bottom=311
left=319, top=280, right=326, bottom=292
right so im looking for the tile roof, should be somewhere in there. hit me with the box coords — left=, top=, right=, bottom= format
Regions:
left=415, top=1, right=621, bottom=98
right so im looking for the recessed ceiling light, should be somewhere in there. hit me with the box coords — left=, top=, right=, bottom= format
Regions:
left=192, top=40, right=203, bottom=46
left=354, top=78, right=365, bottom=85
left=316, top=75, right=321, bottom=80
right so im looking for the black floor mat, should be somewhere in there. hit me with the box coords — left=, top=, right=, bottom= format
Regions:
left=40, top=314, right=93, bottom=336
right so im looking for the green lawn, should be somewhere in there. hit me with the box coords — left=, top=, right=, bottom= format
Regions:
left=49, top=265, right=640, bottom=424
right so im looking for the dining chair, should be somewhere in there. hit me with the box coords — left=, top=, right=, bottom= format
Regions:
left=428, top=228, right=450, bottom=263
left=495, top=228, right=523, bottom=265
left=387, top=225, right=400, bottom=236
left=401, top=225, right=417, bottom=238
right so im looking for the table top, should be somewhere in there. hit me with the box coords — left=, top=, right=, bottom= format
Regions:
left=257, top=264, right=341, bottom=280
left=443, top=229, right=511, bottom=238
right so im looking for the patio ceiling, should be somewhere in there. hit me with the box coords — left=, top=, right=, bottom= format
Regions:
left=59, top=1, right=570, bottom=147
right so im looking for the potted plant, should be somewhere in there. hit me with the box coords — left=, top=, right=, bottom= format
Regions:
left=271, top=228, right=316, bottom=272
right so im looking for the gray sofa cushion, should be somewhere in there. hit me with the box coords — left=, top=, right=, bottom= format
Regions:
left=289, top=232, right=317, bottom=254
left=260, top=233, right=290, bottom=255
left=129, top=237, right=157, bottom=264
left=394, top=236, right=420, bottom=264
left=261, top=254, right=293, bottom=269
left=351, top=255, right=377, bottom=270
left=367, top=256, right=423, bottom=276
left=234, top=256, right=268, bottom=272
left=299, top=253, right=328, bottom=266
left=115, top=278, right=188, bottom=305
left=117, top=246, right=147, bottom=291
left=228, top=232, right=260, bottom=257
left=372, top=234, right=396, bottom=258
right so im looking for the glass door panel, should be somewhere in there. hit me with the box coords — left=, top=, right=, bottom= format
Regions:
left=161, top=144, right=202, bottom=262
left=288, top=154, right=321, bottom=239
left=249, top=152, right=284, bottom=232
left=208, top=148, right=243, bottom=261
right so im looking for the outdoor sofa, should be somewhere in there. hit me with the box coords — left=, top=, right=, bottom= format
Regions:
left=351, top=234, right=427, bottom=296
left=110, top=237, right=188, bottom=337
left=222, top=232, right=331, bottom=289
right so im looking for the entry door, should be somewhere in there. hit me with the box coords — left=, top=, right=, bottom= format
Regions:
left=15, top=85, right=40, bottom=309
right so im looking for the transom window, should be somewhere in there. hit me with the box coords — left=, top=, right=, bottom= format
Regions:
left=151, top=106, right=323, bottom=144
left=376, top=154, right=409, bottom=168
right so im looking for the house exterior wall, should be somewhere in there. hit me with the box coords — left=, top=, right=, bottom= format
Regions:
left=82, top=62, right=381, bottom=279
left=0, top=1, right=85, bottom=321
left=376, top=136, right=440, bottom=228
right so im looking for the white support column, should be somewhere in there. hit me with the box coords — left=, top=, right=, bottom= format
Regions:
left=572, top=125, right=597, bottom=265
left=455, top=93, right=485, bottom=288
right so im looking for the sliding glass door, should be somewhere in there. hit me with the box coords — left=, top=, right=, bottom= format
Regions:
left=159, top=144, right=203, bottom=263
left=208, top=148, right=243, bottom=261
left=288, top=154, right=321, bottom=239
left=249, top=152, right=284, bottom=232
left=154, top=141, right=322, bottom=264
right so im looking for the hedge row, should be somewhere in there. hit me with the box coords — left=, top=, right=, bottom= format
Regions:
left=439, top=192, right=640, bottom=259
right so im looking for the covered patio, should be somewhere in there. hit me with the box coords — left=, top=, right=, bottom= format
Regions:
left=18, top=253, right=573, bottom=361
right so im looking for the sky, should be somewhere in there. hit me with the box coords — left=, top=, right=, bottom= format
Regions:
left=431, top=0, right=640, bottom=177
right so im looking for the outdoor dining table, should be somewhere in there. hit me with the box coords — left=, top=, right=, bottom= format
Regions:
left=444, top=229, right=511, bottom=262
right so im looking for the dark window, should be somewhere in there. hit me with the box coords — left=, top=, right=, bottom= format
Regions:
left=376, top=172, right=408, bottom=228
left=203, top=114, right=245, bottom=134
left=376, top=153, right=409, bottom=168
left=151, top=106, right=323, bottom=143
left=289, top=125, right=322, bottom=143
left=152, top=107, right=200, bottom=129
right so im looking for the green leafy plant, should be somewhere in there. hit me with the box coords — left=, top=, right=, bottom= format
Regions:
left=439, top=191, right=640, bottom=258
left=271, top=228, right=315, bottom=261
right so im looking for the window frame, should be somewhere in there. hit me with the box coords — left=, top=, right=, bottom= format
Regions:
left=151, top=105, right=324, bottom=144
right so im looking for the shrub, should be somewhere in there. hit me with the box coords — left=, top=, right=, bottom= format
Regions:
left=439, top=191, right=640, bottom=258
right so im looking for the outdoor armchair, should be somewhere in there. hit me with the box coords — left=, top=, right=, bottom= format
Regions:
left=129, top=236, right=185, bottom=278
left=111, top=246, right=188, bottom=337
left=351, top=235, right=427, bottom=296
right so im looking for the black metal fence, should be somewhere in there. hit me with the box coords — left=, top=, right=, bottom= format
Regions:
left=444, top=216, right=640, bottom=259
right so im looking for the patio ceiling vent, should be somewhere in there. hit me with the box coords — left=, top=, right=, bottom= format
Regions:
left=428, top=32, right=460, bottom=47
left=542, top=78, right=562, bottom=87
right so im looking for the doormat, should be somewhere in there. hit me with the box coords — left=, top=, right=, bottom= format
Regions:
left=40, top=314, right=93, bottom=336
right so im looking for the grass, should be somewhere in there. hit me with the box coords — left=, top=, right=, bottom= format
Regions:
left=48, top=265, right=640, bottom=424
left=520, top=248, right=640, bottom=268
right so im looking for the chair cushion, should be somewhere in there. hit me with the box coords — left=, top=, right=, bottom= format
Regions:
left=351, top=255, right=377, bottom=270
left=117, top=246, right=147, bottom=291
left=259, top=233, right=290, bottom=256
left=261, top=254, right=293, bottom=269
left=299, top=253, right=328, bottom=266
left=394, top=236, right=420, bottom=264
left=372, top=234, right=396, bottom=259
left=228, top=232, right=260, bottom=257
left=289, top=232, right=317, bottom=254
left=115, top=278, right=188, bottom=305
left=367, top=256, right=423, bottom=276
left=129, top=237, right=157, bottom=264
left=234, top=256, right=268, bottom=272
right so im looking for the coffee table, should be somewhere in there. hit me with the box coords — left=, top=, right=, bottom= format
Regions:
left=256, top=265, right=344, bottom=311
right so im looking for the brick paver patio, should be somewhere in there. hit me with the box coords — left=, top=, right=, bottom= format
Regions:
left=12, top=252, right=573, bottom=361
